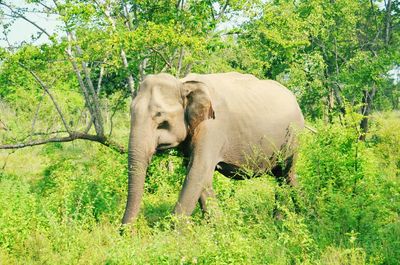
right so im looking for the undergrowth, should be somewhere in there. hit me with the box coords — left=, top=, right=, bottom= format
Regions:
left=0, top=113, right=399, bottom=264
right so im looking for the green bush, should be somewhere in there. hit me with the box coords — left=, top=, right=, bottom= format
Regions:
left=0, top=113, right=399, bottom=264
left=296, top=115, right=400, bottom=264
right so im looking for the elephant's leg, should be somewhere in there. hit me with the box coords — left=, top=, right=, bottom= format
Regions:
left=285, top=154, right=297, bottom=186
left=174, top=122, right=223, bottom=217
left=272, top=154, right=296, bottom=186
left=173, top=157, right=216, bottom=216
left=198, top=186, right=216, bottom=214
left=273, top=154, right=299, bottom=219
left=285, top=154, right=300, bottom=213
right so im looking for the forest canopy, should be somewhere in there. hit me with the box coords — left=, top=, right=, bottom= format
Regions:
left=0, top=0, right=398, bottom=149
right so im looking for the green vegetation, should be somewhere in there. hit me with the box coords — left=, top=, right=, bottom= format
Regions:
left=0, top=113, right=399, bottom=264
left=1, top=0, right=399, bottom=264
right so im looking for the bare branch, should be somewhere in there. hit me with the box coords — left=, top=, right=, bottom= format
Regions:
left=0, top=119, right=9, bottom=131
left=32, top=130, right=68, bottom=137
left=65, top=34, right=104, bottom=136
left=109, top=91, right=129, bottom=137
left=176, top=47, right=184, bottom=78
left=183, top=62, right=193, bottom=77
left=36, top=1, right=53, bottom=12
left=0, top=2, right=52, bottom=39
left=0, top=131, right=126, bottom=154
left=121, top=0, right=133, bottom=31
left=176, top=0, right=182, bottom=9
left=139, top=58, right=148, bottom=81
left=217, top=0, right=229, bottom=20
left=0, top=135, right=75, bottom=149
left=30, top=90, right=46, bottom=139
left=385, top=0, right=392, bottom=45
left=151, top=47, right=173, bottom=69
left=72, top=35, right=105, bottom=136
left=95, top=0, right=136, bottom=97
left=17, top=62, right=71, bottom=133
left=97, top=64, right=106, bottom=95
left=120, top=49, right=136, bottom=97
left=84, top=116, right=94, bottom=134
left=207, top=0, right=216, bottom=20
left=304, top=125, right=318, bottom=134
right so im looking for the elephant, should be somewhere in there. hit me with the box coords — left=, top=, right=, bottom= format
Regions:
left=121, top=72, right=304, bottom=225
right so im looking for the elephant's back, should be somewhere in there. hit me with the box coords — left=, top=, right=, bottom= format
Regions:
left=185, top=73, right=304, bottom=168
left=195, top=74, right=302, bottom=121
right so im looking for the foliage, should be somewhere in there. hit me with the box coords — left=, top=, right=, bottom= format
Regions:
left=296, top=113, right=400, bottom=264
left=0, top=0, right=398, bottom=145
left=1, top=112, right=399, bottom=264
left=236, top=0, right=399, bottom=120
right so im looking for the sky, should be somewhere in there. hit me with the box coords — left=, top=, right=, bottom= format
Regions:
left=0, top=0, right=60, bottom=47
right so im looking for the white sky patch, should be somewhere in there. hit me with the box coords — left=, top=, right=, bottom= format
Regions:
left=389, top=67, right=400, bottom=84
left=0, top=0, right=61, bottom=47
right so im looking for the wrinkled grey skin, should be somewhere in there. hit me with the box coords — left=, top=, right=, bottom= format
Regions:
left=121, top=72, right=304, bottom=225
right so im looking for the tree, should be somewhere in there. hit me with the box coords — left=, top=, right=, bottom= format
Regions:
left=0, top=0, right=245, bottom=151
left=234, top=0, right=399, bottom=138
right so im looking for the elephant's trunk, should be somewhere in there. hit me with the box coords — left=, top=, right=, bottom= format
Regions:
left=121, top=122, right=154, bottom=225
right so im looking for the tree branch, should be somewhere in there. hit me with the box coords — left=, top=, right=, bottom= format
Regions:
left=120, top=49, right=136, bottom=97
left=37, top=1, right=53, bottom=12
left=385, top=0, right=392, bottom=45
left=207, top=0, right=216, bottom=20
left=139, top=58, right=149, bottom=81
left=65, top=34, right=104, bottom=136
left=121, top=0, right=134, bottom=31
left=217, top=0, right=229, bottom=20
left=17, top=62, right=71, bottom=133
left=176, top=47, right=184, bottom=77
left=0, top=2, right=52, bottom=39
left=151, top=47, right=173, bottom=69
left=0, top=131, right=126, bottom=154
left=97, top=63, right=106, bottom=95
left=0, top=119, right=9, bottom=131
left=109, top=90, right=129, bottom=137
left=30, top=90, right=46, bottom=139
left=183, top=62, right=193, bottom=77
left=94, top=0, right=136, bottom=97
left=72, top=34, right=105, bottom=136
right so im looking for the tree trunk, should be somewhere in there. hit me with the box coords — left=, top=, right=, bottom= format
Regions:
left=385, top=0, right=392, bottom=45
left=359, top=85, right=377, bottom=141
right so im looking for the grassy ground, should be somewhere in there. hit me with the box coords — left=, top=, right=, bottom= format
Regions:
left=0, top=112, right=399, bottom=264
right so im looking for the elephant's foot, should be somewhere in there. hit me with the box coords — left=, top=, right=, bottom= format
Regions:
left=198, top=187, right=216, bottom=215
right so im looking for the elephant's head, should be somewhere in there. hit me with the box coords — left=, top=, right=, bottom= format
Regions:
left=121, top=73, right=215, bottom=225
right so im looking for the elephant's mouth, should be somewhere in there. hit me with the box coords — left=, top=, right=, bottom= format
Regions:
left=157, top=139, right=181, bottom=150
left=156, top=143, right=174, bottom=150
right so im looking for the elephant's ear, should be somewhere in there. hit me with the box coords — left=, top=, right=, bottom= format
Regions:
left=182, top=81, right=215, bottom=133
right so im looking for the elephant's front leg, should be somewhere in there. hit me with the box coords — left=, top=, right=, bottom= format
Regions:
left=173, top=154, right=217, bottom=216
left=198, top=186, right=216, bottom=215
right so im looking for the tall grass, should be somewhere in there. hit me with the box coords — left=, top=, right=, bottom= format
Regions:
left=0, top=112, right=399, bottom=264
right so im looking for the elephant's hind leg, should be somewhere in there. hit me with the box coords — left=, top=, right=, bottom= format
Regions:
left=272, top=153, right=297, bottom=186
left=272, top=154, right=300, bottom=219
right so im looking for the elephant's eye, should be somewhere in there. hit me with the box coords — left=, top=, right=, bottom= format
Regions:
left=157, top=120, right=169, bottom=130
